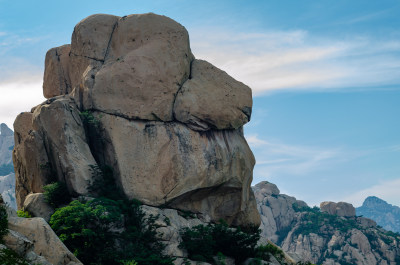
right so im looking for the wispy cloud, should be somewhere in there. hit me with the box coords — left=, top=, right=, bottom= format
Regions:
left=342, top=178, right=400, bottom=207
left=190, top=28, right=400, bottom=94
left=0, top=31, right=44, bottom=56
left=246, top=134, right=342, bottom=176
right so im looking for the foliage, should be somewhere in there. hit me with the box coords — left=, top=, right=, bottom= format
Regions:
left=255, top=244, right=284, bottom=262
left=17, top=210, right=31, bottom=218
left=292, top=209, right=358, bottom=237
left=88, top=164, right=121, bottom=200
left=43, top=182, right=70, bottom=207
left=50, top=197, right=174, bottom=265
left=0, top=248, right=29, bottom=265
left=80, top=111, right=100, bottom=128
left=0, top=204, right=8, bottom=243
left=179, top=222, right=260, bottom=263
left=0, top=164, right=14, bottom=176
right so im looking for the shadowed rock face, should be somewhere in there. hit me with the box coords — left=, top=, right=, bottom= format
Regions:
left=13, top=13, right=260, bottom=227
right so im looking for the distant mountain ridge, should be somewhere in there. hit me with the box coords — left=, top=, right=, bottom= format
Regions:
left=356, top=196, right=400, bottom=233
left=0, top=123, right=16, bottom=209
left=254, top=181, right=400, bottom=264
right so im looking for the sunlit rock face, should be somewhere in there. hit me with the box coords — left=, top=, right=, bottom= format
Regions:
left=13, top=13, right=260, bottom=227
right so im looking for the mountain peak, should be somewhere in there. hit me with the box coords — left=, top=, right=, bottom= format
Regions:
left=0, top=123, right=13, bottom=137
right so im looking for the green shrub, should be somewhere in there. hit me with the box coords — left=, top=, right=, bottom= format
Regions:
left=88, top=165, right=121, bottom=200
left=17, top=210, right=31, bottom=218
left=255, top=244, right=284, bottom=263
left=43, top=182, right=70, bottom=207
left=80, top=111, right=100, bottom=128
left=179, top=222, right=260, bottom=263
left=50, top=197, right=174, bottom=265
left=0, top=248, right=29, bottom=265
left=0, top=204, right=8, bottom=243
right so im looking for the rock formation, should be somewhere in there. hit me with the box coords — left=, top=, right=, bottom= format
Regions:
left=357, top=196, right=400, bottom=233
left=0, top=123, right=16, bottom=209
left=320, top=201, right=356, bottom=217
left=13, top=13, right=260, bottom=227
left=253, top=181, right=400, bottom=265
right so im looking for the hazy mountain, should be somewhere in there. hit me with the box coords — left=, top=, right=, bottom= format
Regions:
left=356, top=196, right=400, bottom=233
left=0, top=123, right=16, bottom=209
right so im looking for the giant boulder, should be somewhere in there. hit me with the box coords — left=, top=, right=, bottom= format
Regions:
left=14, top=13, right=260, bottom=227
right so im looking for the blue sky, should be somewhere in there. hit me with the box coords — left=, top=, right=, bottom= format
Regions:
left=1, top=0, right=399, bottom=207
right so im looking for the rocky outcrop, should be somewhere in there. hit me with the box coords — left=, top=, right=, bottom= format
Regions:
left=253, top=181, right=307, bottom=243
left=253, top=181, right=400, bottom=265
left=23, top=193, right=54, bottom=222
left=13, top=13, right=259, bottom=227
left=1, top=197, right=82, bottom=265
left=356, top=196, right=400, bottom=233
left=320, top=201, right=356, bottom=217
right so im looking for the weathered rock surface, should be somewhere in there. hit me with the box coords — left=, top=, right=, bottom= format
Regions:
left=320, top=201, right=356, bottom=217
left=356, top=196, right=400, bottom=233
left=32, top=97, right=96, bottom=196
left=23, top=193, right=54, bottom=222
left=0, top=197, right=81, bottom=265
left=253, top=181, right=400, bottom=265
left=96, top=112, right=258, bottom=225
left=13, top=97, right=96, bottom=208
left=13, top=112, right=52, bottom=209
left=253, top=181, right=307, bottom=243
left=8, top=216, right=83, bottom=265
left=174, top=59, right=252, bottom=131
left=14, top=12, right=259, bottom=227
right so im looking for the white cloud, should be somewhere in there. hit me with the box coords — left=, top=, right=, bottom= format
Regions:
left=0, top=75, right=45, bottom=128
left=190, top=28, right=400, bottom=94
left=245, top=134, right=341, bottom=176
left=342, top=178, right=400, bottom=207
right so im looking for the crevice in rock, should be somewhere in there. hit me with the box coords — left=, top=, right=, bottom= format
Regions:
left=240, top=106, right=252, bottom=122
left=171, top=58, right=194, bottom=120
left=55, top=48, right=71, bottom=95
left=70, top=52, right=104, bottom=63
left=103, top=20, right=119, bottom=62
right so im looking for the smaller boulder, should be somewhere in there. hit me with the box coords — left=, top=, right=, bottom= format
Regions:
left=23, top=193, right=54, bottom=222
left=320, top=201, right=356, bottom=217
left=253, top=181, right=280, bottom=196
left=8, top=216, right=83, bottom=265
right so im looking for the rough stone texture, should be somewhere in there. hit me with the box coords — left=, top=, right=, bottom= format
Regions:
left=174, top=59, right=252, bottom=131
left=17, top=12, right=259, bottom=228
left=13, top=112, right=52, bottom=209
left=43, top=45, right=72, bottom=98
left=253, top=181, right=400, bottom=265
left=8, top=216, right=83, bottom=265
left=96, top=112, right=259, bottom=226
left=32, top=97, right=97, bottom=196
left=320, top=201, right=356, bottom=217
left=253, top=181, right=307, bottom=242
left=23, top=193, right=54, bottom=222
